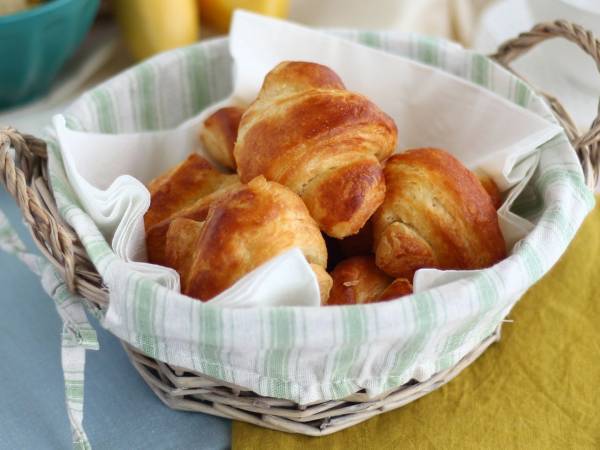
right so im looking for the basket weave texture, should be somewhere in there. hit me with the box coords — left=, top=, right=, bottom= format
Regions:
left=1, top=20, right=599, bottom=436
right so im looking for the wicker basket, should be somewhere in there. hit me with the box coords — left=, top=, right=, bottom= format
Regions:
left=1, top=21, right=599, bottom=437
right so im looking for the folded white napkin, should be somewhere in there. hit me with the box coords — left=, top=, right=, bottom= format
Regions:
left=53, top=11, right=561, bottom=307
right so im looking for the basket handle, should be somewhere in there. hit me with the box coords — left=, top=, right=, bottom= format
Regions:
left=0, top=127, right=78, bottom=292
left=0, top=128, right=99, bottom=449
left=491, top=20, right=600, bottom=190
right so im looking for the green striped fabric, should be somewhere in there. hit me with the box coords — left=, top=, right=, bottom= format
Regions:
left=44, top=32, right=594, bottom=405
left=0, top=209, right=98, bottom=449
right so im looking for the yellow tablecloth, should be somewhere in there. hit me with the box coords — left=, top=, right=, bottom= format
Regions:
left=232, top=198, right=600, bottom=449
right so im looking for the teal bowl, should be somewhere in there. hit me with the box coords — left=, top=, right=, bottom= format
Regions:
left=0, top=0, right=100, bottom=109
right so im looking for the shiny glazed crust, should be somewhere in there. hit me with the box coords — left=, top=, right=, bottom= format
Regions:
left=144, top=154, right=238, bottom=231
left=379, top=278, right=413, bottom=301
left=325, top=256, right=392, bottom=305
left=373, top=148, right=506, bottom=279
left=144, top=154, right=239, bottom=265
left=165, top=218, right=205, bottom=292
left=234, top=61, right=397, bottom=238
left=200, top=106, right=245, bottom=170
left=182, top=176, right=329, bottom=301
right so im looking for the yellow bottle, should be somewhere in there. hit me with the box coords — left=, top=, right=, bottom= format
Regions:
left=199, top=0, right=289, bottom=33
left=115, top=0, right=200, bottom=61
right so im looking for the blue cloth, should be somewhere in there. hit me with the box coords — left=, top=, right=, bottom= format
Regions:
left=0, top=191, right=231, bottom=450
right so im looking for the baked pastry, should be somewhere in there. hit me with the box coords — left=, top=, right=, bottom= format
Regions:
left=146, top=186, right=239, bottom=266
left=145, top=153, right=238, bottom=231
left=166, top=176, right=330, bottom=301
left=165, top=219, right=332, bottom=302
left=373, top=148, right=506, bottom=279
left=164, top=218, right=204, bottom=287
left=379, top=278, right=413, bottom=301
left=476, top=171, right=502, bottom=209
left=199, top=106, right=245, bottom=170
left=145, top=154, right=239, bottom=265
left=234, top=61, right=398, bottom=238
left=309, top=263, right=333, bottom=304
left=325, top=256, right=392, bottom=305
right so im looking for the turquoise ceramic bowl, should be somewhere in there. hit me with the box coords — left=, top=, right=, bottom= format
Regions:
left=0, top=0, right=99, bottom=109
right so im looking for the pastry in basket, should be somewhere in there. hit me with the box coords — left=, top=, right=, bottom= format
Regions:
left=164, top=175, right=331, bottom=302
left=324, top=256, right=412, bottom=305
left=199, top=106, right=246, bottom=171
left=145, top=154, right=240, bottom=265
left=234, top=61, right=398, bottom=239
left=379, top=278, right=414, bottom=301
left=164, top=217, right=203, bottom=283
left=165, top=216, right=332, bottom=302
left=373, top=148, right=506, bottom=279
left=476, top=171, right=503, bottom=209
left=145, top=153, right=238, bottom=230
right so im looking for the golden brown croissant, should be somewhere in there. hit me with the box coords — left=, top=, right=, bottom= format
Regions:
left=379, top=278, right=413, bottom=301
left=164, top=218, right=204, bottom=290
left=373, top=148, right=506, bottom=279
left=145, top=154, right=238, bottom=231
left=199, top=106, right=246, bottom=170
left=325, top=256, right=393, bottom=305
left=169, top=176, right=330, bottom=301
left=165, top=220, right=332, bottom=302
left=310, top=263, right=333, bottom=304
left=476, top=171, right=502, bottom=210
left=145, top=154, right=239, bottom=265
left=234, top=61, right=398, bottom=239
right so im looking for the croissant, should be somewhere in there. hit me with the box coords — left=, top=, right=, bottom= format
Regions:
left=325, top=256, right=392, bottom=305
left=166, top=176, right=330, bottom=301
left=234, top=61, right=398, bottom=238
left=164, top=218, right=204, bottom=287
left=476, top=171, right=502, bottom=210
left=165, top=218, right=332, bottom=302
left=379, top=278, right=413, bottom=301
left=199, top=106, right=246, bottom=171
left=373, top=148, right=506, bottom=279
left=310, top=263, right=334, bottom=303
left=145, top=154, right=239, bottom=265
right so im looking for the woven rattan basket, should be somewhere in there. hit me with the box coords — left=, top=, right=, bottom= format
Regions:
left=1, top=21, right=599, bottom=437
